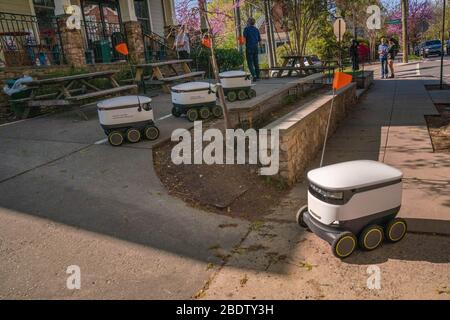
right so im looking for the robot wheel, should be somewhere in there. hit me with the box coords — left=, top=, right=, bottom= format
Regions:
left=144, top=125, right=160, bottom=141
left=126, top=128, right=141, bottom=143
left=296, top=205, right=309, bottom=229
left=108, top=131, right=124, bottom=146
left=385, top=218, right=407, bottom=243
left=332, top=232, right=357, bottom=259
left=358, top=224, right=384, bottom=251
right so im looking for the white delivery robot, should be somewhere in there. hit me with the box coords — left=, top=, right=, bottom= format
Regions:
left=219, top=70, right=256, bottom=102
left=97, top=96, right=160, bottom=146
left=296, top=160, right=407, bottom=259
left=171, top=82, right=222, bottom=122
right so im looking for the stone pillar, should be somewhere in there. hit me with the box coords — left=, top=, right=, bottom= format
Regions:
left=58, top=16, right=86, bottom=67
left=54, top=1, right=86, bottom=67
left=119, top=0, right=145, bottom=64
left=123, top=21, right=145, bottom=64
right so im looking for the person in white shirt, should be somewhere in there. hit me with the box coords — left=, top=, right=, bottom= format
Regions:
left=174, top=25, right=190, bottom=59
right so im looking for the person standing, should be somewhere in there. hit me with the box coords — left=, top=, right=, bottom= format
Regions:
left=387, top=38, right=397, bottom=78
left=378, top=38, right=389, bottom=79
left=174, top=25, right=190, bottom=59
left=243, top=17, right=261, bottom=81
left=349, top=39, right=360, bottom=71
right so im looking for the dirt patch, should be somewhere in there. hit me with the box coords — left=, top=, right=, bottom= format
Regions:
left=153, top=119, right=289, bottom=221
left=425, top=104, right=450, bottom=152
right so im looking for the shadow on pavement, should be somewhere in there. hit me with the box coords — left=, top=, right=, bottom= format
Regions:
left=0, top=78, right=448, bottom=275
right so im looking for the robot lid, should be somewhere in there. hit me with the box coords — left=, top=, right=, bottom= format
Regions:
left=171, top=82, right=213, bottom=93
left=307, top=160, right=403, bottom=191
left=97, top=96, right=151, bottom=109
left=219, top=70, right=250, bottom=78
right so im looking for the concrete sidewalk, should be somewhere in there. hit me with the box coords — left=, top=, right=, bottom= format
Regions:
left=311, top=61, right=449, bottom=234
left=199, top=62, right=450, bottom=300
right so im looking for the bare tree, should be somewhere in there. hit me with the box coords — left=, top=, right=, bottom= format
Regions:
left=275, top=0, right=329, bottom=56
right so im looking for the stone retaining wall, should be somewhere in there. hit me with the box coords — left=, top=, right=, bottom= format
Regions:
left=354, top=71, right=374, bottom=89
left=228, top=73, right=328, bottom=129
left=263, top=83, right=357, bottom=185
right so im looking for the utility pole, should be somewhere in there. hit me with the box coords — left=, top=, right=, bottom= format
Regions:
left=199, top=0, right=208, bottom=32
left=440, top=0, right=447, bottom=89
left=234, top=0, right=243, bottom=55
left=401, top=0, right=409, bottom=63
left=264, top=0, right=275, bottom=68
left=198, top=0, right=231, bottom=129
left=268, top=4, right=277, bottom=66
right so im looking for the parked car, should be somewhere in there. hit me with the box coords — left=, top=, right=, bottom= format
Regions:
left=306, top=55, right=322, bottom=66
left=419, top=40, right=442, bottom=58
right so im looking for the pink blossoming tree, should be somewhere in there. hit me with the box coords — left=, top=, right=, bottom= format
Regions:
left=386, top=0, right=433, bottom=49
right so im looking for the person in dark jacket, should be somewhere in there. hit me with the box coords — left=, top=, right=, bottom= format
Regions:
left=349, top=39, right=360, bottom=71
left=243, top=17, right=261, bottom=81
left=387, top=38, right=397, bottom=78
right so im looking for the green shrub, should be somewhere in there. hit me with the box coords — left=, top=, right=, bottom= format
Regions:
left=191, top=47, right=244, bottom=76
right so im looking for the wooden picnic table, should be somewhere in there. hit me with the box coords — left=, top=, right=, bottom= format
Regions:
left=10, top=70, right=137, bottom=119
left=260, top=55, right=337, bottom=79
left=133, top=59, right=205, bottom=93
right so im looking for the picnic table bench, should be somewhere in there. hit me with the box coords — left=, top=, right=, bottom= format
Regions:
left=261, top=55, right=337, bottom=79
left=9, top=70, right=137, bottom=120
left=133, top=59, right=205, bottom=93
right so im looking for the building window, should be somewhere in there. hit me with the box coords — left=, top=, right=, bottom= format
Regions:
left=134, top=0, right=151, bottom=34
left=33, top=0, right=55, bottom=31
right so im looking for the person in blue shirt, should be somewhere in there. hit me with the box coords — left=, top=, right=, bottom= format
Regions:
left=243, top=17, right=261, bottom=81
left=378, top=38, right=389, bottom=79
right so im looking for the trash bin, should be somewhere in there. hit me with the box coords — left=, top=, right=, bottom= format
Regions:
left=93, top=40, right=112, bottom=63
left=85, top=50, right=94, bottom=64
left=3, top=77, right=34, bottom=117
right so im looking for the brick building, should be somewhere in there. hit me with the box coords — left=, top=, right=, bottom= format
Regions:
left=0, top=0, right=176, bottom=68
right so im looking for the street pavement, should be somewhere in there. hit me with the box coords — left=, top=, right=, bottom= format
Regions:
left=0, top=76, right=306, bottom=299
left=0, top=59, right=449, bottom=299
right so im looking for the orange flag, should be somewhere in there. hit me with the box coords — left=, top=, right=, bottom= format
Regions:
left=201, top=36, right=212, bottom=48
left=332, top=72, right=353, bottom=91
left=115, top=43, right=129, bottom=56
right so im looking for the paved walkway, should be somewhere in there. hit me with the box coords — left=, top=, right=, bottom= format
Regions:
left=323, top=63, right=449, bottom=234
left=200, top=61, right=450, bottom=300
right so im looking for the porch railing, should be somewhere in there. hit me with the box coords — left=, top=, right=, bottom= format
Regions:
left=0, top=11, right=65, bottom=67
left=83, top=19, right=126, bottom=64
left=143, top=30, right=176, bottom=62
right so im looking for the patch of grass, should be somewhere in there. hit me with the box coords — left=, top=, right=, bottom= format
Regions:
left=281, top=94, right=297, bottom=106
left=208, top=244, right=221, bottom=251
left=294, top=261, right=316, bottom=271
left=233, top=244, right=267, bottom=255
left=407, top=54, right=422, bottom=61
left=437, top=287, right=450, bottom=295
left=193, top=287, right=207, bottom=299
left=206, top=263, right=214, bottom=271
left=218, top=223, right=239, bottom=229
left=249, top=220, right=265, bottom=232
left=239, top=274, right=248, bottom=287
left=264, top=176, right=288, bottom=191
